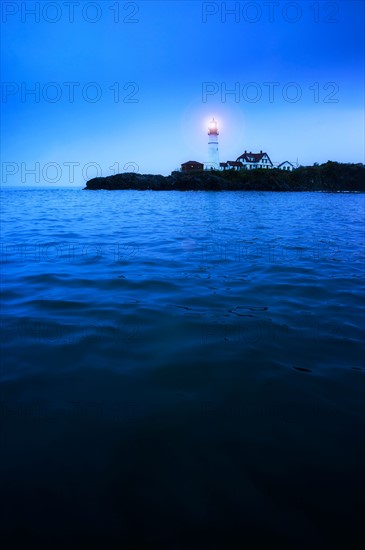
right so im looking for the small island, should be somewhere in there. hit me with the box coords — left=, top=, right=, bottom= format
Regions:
left=84, top=162, right=365, bottom=192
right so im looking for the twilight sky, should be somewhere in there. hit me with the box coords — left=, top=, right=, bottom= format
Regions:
left=1, top=0, right=364, bottom=184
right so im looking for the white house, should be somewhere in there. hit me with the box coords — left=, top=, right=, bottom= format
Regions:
left=236, top=150, right=273, bottom=170
left=277, top=161, right=295, bottom=171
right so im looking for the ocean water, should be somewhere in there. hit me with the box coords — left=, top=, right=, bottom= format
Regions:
left=1, top=187, right=364, bottom=548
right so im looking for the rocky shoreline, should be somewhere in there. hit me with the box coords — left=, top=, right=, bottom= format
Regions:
left=84, top=162, right=365, bottom=192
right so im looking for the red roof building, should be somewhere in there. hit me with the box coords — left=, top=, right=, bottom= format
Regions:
left=181, top=161, right=204, bottom=172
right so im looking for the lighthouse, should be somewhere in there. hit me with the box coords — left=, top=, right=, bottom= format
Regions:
left=206, top=117, right=219, bottom=170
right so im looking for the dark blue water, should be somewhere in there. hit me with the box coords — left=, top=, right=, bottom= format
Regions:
left=1, top=188, right=364, bottom=548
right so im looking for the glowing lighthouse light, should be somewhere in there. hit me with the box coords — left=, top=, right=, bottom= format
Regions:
left=209, top=119, right=217, bottom=132
left=206, top=117, right=219, bottom=170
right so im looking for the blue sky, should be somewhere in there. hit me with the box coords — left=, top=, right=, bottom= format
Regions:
left=1, top=0, right=364, bottom=184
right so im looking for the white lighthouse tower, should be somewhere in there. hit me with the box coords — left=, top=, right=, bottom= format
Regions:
left=206, top=117, right=219, bottom=170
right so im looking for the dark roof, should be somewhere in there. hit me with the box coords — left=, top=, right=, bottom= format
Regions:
left=227, top=161, right=243, bottom=167
left=220, top=162, right=228, bottom=167
left=181, top=160, right=204, bottom=166
left=277, top=161, right=294, bottom=167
